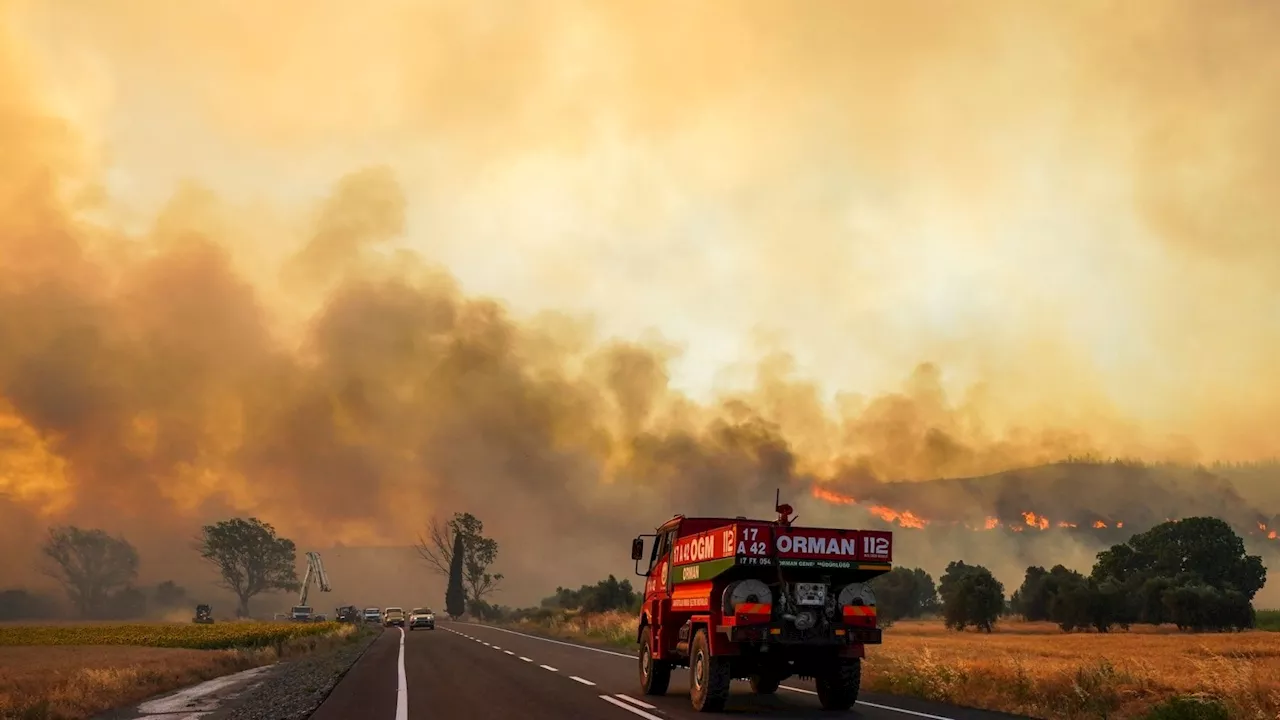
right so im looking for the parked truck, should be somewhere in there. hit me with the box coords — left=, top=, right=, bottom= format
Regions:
left=629, top=491, right=892, bottom=712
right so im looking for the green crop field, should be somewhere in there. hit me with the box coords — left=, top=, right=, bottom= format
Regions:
left=0, top=621, right=342, bottom=649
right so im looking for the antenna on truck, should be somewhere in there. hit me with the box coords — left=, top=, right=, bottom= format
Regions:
left=774, top=488, right=797, bottom=527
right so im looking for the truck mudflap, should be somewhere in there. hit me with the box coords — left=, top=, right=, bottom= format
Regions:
left=715, top=622, right=882, bottom=646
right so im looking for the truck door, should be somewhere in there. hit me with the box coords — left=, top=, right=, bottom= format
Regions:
left=644, top=530, right=671, bottom=603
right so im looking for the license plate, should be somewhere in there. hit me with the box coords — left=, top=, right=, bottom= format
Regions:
left=794, top=583, right=827, bottom=606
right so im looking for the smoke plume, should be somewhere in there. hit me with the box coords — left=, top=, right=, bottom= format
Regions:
left=1, top=0, right=1278, bottom=609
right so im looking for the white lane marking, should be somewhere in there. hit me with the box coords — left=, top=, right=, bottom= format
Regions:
left=493, top=645, right=501, bottom=650
left=483, top=642, right=492, bottom=647
left=569, top=675, right=596, bottom=686
left=451, top=622, right=961, bottom=720
left=540, top=665, right=558, bottom=672
left=599, top=694, right=664, bottom=720
left=778, top=686, right=958, bottom=720
left=455, top=622, right=634, bottom=658
left=520, top=656, right=533, bottom=662
left=615, top=694, right=657, bottom=709
left=396, top=627, right=408, bottom=720
left=504, top=650, right=515, bottom=656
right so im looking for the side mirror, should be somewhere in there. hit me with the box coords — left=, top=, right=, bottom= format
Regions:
left=630, top=537, right=645, bottom=561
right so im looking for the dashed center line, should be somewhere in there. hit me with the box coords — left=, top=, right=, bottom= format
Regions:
left=599, top=694, right=663, bottom=720
left=569, top=676, right=596, bottom=686
left=540, top=665, right=558, bottom=672
left=615, top=694, right=657, bottom=710
left=504, top=650, right=515, bottom=655
left=519, top=656, right=533, bottom=662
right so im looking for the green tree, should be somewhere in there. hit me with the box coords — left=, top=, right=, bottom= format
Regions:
left=40, top=526, right=140, bottom=618
left=445, top=531, right=466, bottom=619
left=540, top=575, right=640, bottom=614
left=1092, top=517, right=1265, bottom=597
left=416, top=512, right=504, bottom=602
left=197, top=518, right=300, bottom=617
left=939, top=561, right=1004, bottom=632
left=870, top=567, right=938, bottom=622
left=1090, top=517, right=1265, bottom=631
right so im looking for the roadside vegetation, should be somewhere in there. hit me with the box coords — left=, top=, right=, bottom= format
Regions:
left=0, top=621, right=368, bottom=720
left=0, top=620, right=342, bottom=649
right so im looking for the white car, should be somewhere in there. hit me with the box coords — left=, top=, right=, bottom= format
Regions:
left=362, top=607, right=382, bottom=624
left=408, top=608, right=436, bottom=630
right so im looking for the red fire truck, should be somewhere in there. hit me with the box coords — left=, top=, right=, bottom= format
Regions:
left=629, top=492, right=891, bottom=712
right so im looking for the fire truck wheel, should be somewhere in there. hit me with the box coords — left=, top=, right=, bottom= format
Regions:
left=638, top=626, right=671, bottom=695
left=815, top=658, right=862, bottom=711
left=689, top=628, right=731, bottom=712
left=749, top=673, right=781, bottom=694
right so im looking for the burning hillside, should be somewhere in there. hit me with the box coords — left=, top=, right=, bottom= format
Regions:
left=807, top=461, right=1280, bottom=544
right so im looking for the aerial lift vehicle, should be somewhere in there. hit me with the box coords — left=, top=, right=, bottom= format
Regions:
left=289, top=551, right=332, bottom=622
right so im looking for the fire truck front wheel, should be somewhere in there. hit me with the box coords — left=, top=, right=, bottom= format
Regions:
left=815, top=658, right=862, bottom=711
left=638, top=626, right=671, bottom=696
left=689, top=628, right=731, bottom=712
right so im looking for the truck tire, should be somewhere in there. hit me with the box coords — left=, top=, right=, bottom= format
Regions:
left=750, top=673, right=781, bottom=694
left=638, top=626, right=671, bottom=696
left=689, top=628, right=731, bottom=712
left=815, top=658, right=862, bottom=711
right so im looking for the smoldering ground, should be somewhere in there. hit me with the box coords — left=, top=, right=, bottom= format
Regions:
left=2, top=0, right=1280, bottom=609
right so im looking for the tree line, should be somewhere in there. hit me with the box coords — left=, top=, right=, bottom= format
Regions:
left=5, top=510, right=506, bottom=621
left=872, top=517, right=1268, bottom=633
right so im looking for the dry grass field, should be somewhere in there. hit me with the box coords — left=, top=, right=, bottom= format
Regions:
left=503, top=611, right=1280, bottom=720
left=0, top=622, right=359, bottom=720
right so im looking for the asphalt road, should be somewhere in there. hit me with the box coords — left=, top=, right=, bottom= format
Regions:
left=309, top=621, right=1027, bottom=720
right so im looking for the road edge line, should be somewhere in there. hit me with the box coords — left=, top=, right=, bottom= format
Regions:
left=599, top=694, right=664, bottom=720
left=396, top=627, right=408, bottom=720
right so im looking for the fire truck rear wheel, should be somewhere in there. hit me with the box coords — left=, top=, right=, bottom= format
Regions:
left=815, top=658, right=862, bottom=711
left=750, top=672, right=781, bottom=694
left=639, top=626, right=671, bottom=696
left=689, top=628, right=731, bottom=712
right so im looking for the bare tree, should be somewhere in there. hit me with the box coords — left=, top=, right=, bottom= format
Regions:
left=41, top=526, right=139, bottom=618
left=416, top=512, right=503, bottom=603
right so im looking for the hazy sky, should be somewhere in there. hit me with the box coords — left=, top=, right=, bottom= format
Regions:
left=2, top=0, right=1278, bottom=602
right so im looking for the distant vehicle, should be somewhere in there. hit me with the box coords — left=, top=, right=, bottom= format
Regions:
left=335, top=605, right=360, bottom=623
left=383, top=607, right=406, bottom=627
left=362, top=607, right=382, bottom=624
left=408, top=608, right=435, bottom=630
left=192, top=604, right=214, bottom=624
left=290, top=605, right=315, bottom=622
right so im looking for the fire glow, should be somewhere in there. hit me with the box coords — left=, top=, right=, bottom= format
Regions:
left=809, top=485, right=1268, bottom=539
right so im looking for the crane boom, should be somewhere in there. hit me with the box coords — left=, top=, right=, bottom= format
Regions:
left=293, top=551, right=333, bottom=618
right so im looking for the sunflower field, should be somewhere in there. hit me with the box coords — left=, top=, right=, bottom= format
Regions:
left=0, top=621, right=341, bottom=650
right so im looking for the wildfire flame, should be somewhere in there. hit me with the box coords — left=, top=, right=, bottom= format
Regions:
left=811, top=487, right=856, bottom=505
left=869, top=505, right=928, bottom=529
left=1022, top=511, right=1050, bottom=530
left=808, top=485, right=1272, bottom=540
